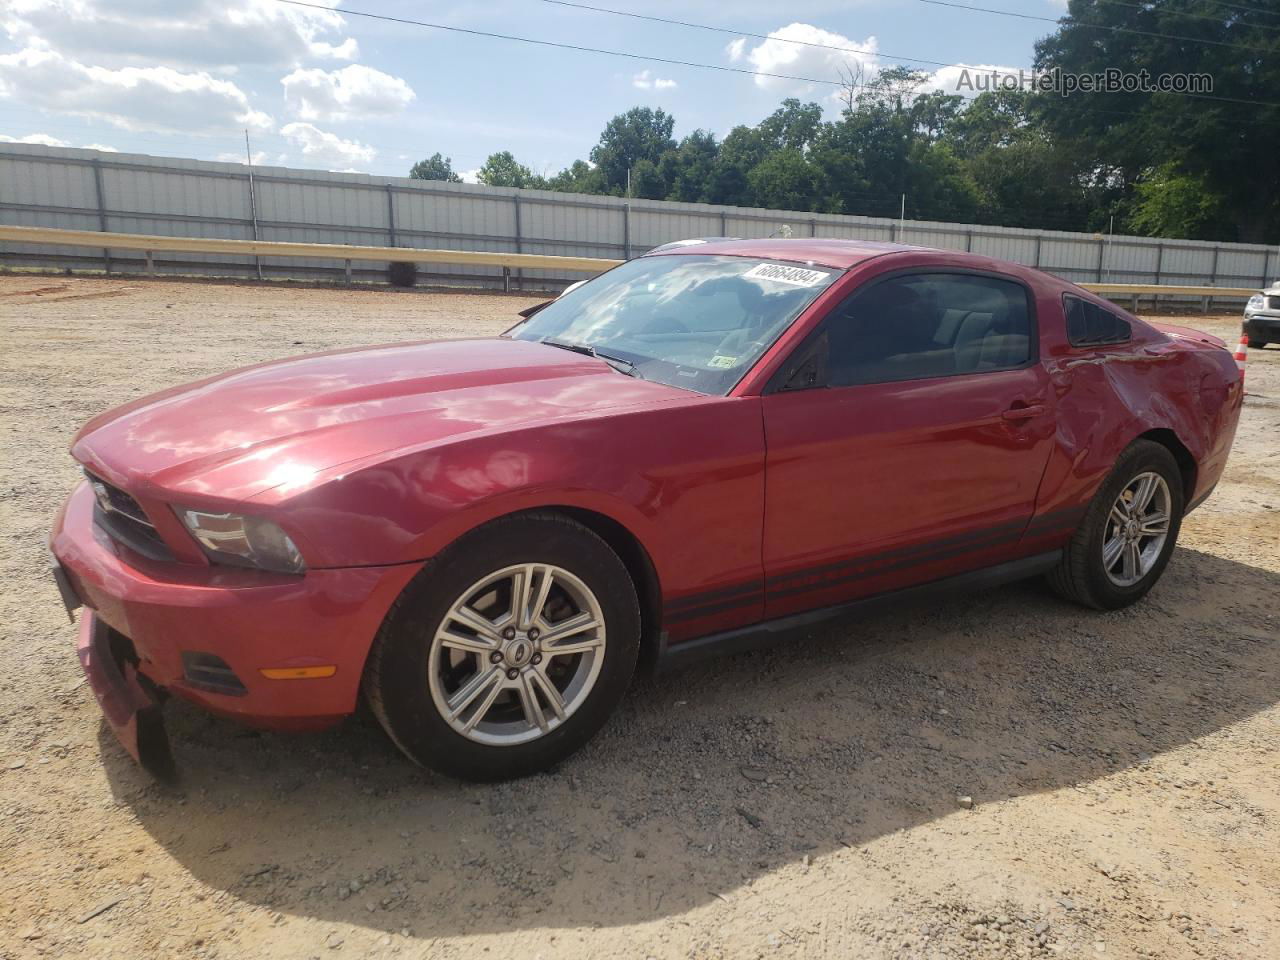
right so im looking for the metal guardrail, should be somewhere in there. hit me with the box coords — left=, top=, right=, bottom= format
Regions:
left=0, top=225, right=1261, bottom=301
left=0, top=225, right=619, bottom=275
left=1086, top=282, right=1256, bottom=298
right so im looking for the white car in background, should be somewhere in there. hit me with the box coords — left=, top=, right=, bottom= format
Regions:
left=1244, top=283, right=1280, bottom=348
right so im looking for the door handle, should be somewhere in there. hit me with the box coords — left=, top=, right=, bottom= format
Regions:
left=1001, top=404, right=1046, bottom=421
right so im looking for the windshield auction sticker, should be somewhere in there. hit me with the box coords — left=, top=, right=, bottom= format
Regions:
left=743, top=263, right=829, bottom=287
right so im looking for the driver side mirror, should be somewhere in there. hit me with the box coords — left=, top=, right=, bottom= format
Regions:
left=777, top=334, right=828, bottom=392
left=517, top=300, right=553, bottom=320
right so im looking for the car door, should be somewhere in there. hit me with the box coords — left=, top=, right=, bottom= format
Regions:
left=760, top=269, right=1056, bottom=618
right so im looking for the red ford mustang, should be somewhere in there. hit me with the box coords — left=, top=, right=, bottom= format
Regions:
left=50, top=239, right=1243, bottom=781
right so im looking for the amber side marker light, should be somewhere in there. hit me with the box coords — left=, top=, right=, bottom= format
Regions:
left=260, top=666, right=337, bottom=680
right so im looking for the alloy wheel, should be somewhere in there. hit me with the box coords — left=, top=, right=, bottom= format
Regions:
left=1101, top=471, right=1171, bottom=587
left=427, top=563, right=606, bottom=746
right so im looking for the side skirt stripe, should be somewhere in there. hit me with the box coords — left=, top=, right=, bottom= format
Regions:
left=663, top=505, right=1086, bottom=624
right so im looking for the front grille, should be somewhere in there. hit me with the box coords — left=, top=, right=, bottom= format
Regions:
left=1267, top=296, right=1280, bottom=311
left=85, top=470, right=175, bottom=562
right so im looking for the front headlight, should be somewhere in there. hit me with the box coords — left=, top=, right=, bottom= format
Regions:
left=179, top=509, right=305, bottom=574
left=1247, top=294, right=1265, bottom=311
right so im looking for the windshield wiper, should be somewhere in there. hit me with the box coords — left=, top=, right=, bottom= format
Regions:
left=540, top=338, right=643, bottom=378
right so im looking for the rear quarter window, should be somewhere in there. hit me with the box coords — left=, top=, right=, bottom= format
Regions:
left=1064, top=295, right=1131, bottom=347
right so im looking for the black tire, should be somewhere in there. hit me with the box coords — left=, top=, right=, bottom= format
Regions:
left=362, top=512, right=640, bottom=781
left=1247, top=339, right=1267, bottom=350
left=1046, top=440, right=1184, bottom=610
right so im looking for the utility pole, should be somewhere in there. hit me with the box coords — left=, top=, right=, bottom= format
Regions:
left=623, top=167, right=632, bottom=260
left=245, top=129, right=263, bottom=280
left=1106, top=215, right=1114, bottom=282
left=899, top=194, right=906, bottom=242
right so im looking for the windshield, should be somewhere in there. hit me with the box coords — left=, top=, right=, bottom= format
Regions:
left=509, top=254, right=839, bottom=395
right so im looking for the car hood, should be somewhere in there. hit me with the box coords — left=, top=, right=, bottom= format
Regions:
left=72, top=337, right=695, bottom=503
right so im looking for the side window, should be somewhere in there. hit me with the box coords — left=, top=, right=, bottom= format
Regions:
left=1064, top=295, right=1131, bottom=346
left=823, top=272, right=1033, bottom=387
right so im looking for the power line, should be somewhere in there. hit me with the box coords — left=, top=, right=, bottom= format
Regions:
left=274, top=1, right=1279, bottom=113
left=531, top=0, right=1280, bottom=109
left=1095, top=0, right=1280, bottom=32
left=1194, top=0, right=1280, bottom=17
left=918, top=0, right=1276, bottom=54
left=276, top=0, right=850, bottom=88
left=537, top=0, right=985, bottom=75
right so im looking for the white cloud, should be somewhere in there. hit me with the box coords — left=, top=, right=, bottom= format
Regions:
left=0, top=46, right=272, bottom=133
left=281, top=121, right=375, bottom=169
left=0, top=132, right=121, bottom=150
left=309, top=37, right=359, bottom=60
left=217, top=150, right=269, bottom=165
left=736, top=23, right=879, bottom=97
left=0, top=132, right=69, bottom=146
left=929, top=63, right=1031, bottom=99
left=282, top=64, right=415, bottom=121
left=631, top=69, right=677, bottom=91
left=2, top=0, right=356, bottom=69
left=216, top=149, right=288, bottom=165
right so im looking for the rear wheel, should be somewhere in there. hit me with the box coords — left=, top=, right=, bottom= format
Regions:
left=363, top=513, right=640, bottom=781
left=1047, top=440, right=1184, bottom=610
left=1247, top=339, right=1267, bottom=349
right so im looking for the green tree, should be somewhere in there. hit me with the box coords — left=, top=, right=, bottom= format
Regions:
left=810, top=70, right=925, bottom=217
left=403, top=23, right=1279, bottom=243
left=964, top=139, right=1083, bottom=229
left=408, top=152, right=462, bottom=182
left=589, top=107, right=677, bottom=194
left=945, top=90, right=1094, bottom=230
left=1129, top=163, right=1232, bottom=240
left=628, top=158, right=667, bottom=200
left=477, top=151, right=542, bottom=188
left=543, top=159, right=605, bottom=194
left=758, top=98, right=825, bottom=151
left=748, top=148, right=822, bottom=212
left=910, top=90, right=966, bottom=142
left=947, top=89, right=1037, bottom=153
left=660, top=129, right=720, bottom=203
left=1033, top=0, right=1280, bottom=241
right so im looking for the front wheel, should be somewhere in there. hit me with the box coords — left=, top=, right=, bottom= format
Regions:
left=1047, top=440, right=1184, bottom=610
left=363, top=513, right=641, bottom=781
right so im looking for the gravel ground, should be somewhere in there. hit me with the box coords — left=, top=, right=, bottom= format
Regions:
left=1, top=275, right=1277, bottom=960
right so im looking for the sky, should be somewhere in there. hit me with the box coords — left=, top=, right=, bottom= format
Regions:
left=0, top=0, right=1069, bottom=180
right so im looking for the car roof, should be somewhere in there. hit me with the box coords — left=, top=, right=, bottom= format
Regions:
left=642, top=237, right=935, bottom=270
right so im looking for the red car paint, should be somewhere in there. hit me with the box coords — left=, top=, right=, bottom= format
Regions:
left=50, top=240, right=1243, bottom=762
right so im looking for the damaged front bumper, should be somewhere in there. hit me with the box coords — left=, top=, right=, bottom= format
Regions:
left=77, top=612, right=175, bottom=781
left=50, top=479, right=424, bottom=779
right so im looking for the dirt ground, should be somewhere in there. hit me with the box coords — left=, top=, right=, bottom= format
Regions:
left=1, top=275, right=1277, bottom=960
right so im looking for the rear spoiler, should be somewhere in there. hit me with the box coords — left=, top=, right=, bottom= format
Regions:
left=1149, top=322, right=1227, bottom=349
